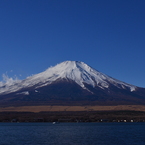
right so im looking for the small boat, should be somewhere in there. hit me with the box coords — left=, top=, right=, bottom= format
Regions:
left=52, top=122, right=59, bottom=124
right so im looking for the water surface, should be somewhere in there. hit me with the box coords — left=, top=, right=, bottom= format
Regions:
left=0, top=122, right=145, bottom=145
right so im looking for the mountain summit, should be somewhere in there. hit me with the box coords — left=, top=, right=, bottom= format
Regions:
left=35, top=60, right=136, bottom=91
left=0, top=61, right=145, bottom=106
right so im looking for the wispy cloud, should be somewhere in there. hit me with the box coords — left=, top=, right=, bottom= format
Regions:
left=0, top=74, right=21, bottom=87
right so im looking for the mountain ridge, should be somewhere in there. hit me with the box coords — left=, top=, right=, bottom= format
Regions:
left=0, top=61, right=145, bottom=106
left=0, top=61, right=137, bottom=94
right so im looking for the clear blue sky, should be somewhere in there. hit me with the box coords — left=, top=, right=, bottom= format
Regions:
left=0, top=0, right=145, bottom=87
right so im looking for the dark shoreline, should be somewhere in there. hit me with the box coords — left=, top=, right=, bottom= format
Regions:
left=0, top=110, right=145, bottom=123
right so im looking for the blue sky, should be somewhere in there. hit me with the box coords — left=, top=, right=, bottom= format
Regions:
left=0, top=0, right=145, bottom=87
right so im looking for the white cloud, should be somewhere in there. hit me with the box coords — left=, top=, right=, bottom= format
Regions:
left=0, top=74, right=20, bottom=87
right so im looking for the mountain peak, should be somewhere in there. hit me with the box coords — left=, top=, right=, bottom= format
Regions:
left=0, top=61, right=137, bottom=95
left=41, top=60, right=136, bottom=91
left=50, top=61, right=86, bottom=70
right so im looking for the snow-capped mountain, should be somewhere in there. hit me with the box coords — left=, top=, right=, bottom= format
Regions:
left=0, top=61, right=145, bottom=106
left=0, top=61, right=136, bottom=94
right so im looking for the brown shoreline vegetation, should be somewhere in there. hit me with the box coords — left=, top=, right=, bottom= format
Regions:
left=1, top=105, right=145, bottom=112
left=0, top=105, right=145, bottom=122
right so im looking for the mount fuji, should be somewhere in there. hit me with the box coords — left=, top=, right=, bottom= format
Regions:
left=0, top=61, right=145, bottom=106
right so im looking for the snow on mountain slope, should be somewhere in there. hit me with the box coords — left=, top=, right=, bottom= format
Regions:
left=0, top=61, right=137, bottom=95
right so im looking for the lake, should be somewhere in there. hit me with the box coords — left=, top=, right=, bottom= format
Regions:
left=0, top=122, right=145, bottom=145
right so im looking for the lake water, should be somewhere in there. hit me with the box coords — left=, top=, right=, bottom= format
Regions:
left=0, top=122, right=145, bottom=145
